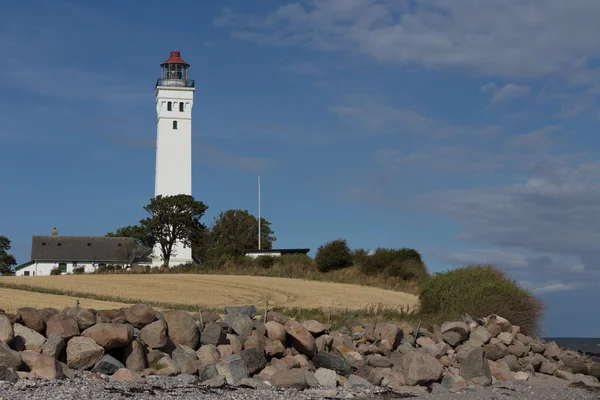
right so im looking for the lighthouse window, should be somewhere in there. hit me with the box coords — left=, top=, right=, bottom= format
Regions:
left=167, top=101, right=172, bottom=111
left=173, top=121, right=178, bottom=129
left=179, top=102, right=184, bottom=112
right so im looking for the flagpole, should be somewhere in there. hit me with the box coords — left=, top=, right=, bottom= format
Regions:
left=258, top=174, right=261, bottom=250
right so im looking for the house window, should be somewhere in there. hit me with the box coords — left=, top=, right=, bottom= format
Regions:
left=24, top=271, right=30, bottom=276
left=179, top=102, right=184, bottom=112
left=73, top=262, right=78, bottom=267
left=167, top=101, right=172, bottom=111
left=59, top=262, right=67, bottom=273
left=173, top=121, right=178, bottom=129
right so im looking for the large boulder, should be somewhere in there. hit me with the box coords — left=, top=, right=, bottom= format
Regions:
left=224, top=305, right=256, bottom=319
left=38, top=308, right=60, bottom=323
left=200, top=323, right=227, bottom=346
left=140, top=319, right=168, bottom=349
left=312, top=352, right=352, bottom=377
left=17, top=307, right=45, bottom=333
left=302, top=320, right=327, bottom=336
left=164, top=310, right=200, bottom=349
left=483, top=343, right=508, bottom=361
left=91, top=354, right=124, bottom=375
left=14, top=323, right=46, bottom=347
left=82, top=323, right=133, bottom=350
left=216, top=354, right=248, bottom=385
left=265, top=321, right=286, bottom=343
left=440, top=321, right=470, bottom=347
left=46, top=314, right=80, bottom=341
left=0, top=314, right=14, bottom=343
left=224, top=311, right=254, bottom=338
left=197, top=344, right=221, bottom=367
left=459, top=347, right=492, bottom=386
left=123, top=338, right=147, bottom=372
left=0, top=342, right=22, bottom=369
left=240, top=348, right=267, bottom=375
left=286, top=324, right=317, bottom=357
left=374, top=323, right=403, bottom=349
left=66, top=337, right=104, bottom=370
left=269, top=368, right=308, bottom=390
left=41, top=335, right=65, bottom=360
left=66, top=307, right=96, bottom=331
left=400, top=350, right=444, bottom=386
left=125, top=304, right=156, bottom=328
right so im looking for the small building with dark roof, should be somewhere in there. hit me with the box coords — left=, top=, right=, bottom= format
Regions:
left=14, top=235, right=136, bottom=276
left=241, top=248, right=310, bottom=258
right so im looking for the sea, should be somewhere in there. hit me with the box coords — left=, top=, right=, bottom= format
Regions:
left=544, top=337, right=600, bottom=359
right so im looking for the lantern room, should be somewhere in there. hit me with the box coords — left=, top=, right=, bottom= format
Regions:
left=157, top=51, right=194, bottom=87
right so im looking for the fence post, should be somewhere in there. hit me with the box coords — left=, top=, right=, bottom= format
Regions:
left=76, top=299, right=80, bottom=310
left=263, top=297, right=269, bottom=324
left=198, top=310, right=204, bottom=332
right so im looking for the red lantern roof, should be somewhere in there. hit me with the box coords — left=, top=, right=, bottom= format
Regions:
left=160, top=51, right=189, bottom=67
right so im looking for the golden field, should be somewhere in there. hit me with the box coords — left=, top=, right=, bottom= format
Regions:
left=0, top=287, right=131, bottom=313
left=0, top=274, right=418, bottom=311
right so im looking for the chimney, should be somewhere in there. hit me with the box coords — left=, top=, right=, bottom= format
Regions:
left=51, top=227, right=58, bottom=236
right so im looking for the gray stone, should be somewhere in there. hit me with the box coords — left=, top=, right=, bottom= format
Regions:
left=400, top=350, right=444, bottom=386
left=312, top=352, right=352, bottom=377
left=223, top=312, right=254, bottom=338
left=123, top=338, right=147, bottom=372
left=0, top=366, right=19, bottom=383
left=201, top=323, right=227, bottom=346
left=0, top=315, right=14, bottom=343
left=91, top=354, right=124, bottom=375
left=171, top=344, right=198, bottom=371
left=470, top=326, right=492, bottom=345
left=0, top=342, right=22, bottom=369
left=442, top=331, right=463, bottom=347
left=345, top=374, right=373, bottom=390
left=589, top=362, right=600, bottom=379
left=199, top=364, right=218, bottom=382
left=440, top=321, right=469, bottom=346
left=202, top=375, right=226, bottom=388
left=224, top=305, right=256, bottom=319
left=41, top=334, right=65, bottom=359
left=216, top=354, right=249, bottom=385
left=270, top=368, right=308, bottom=390
left=13, top=323, right=46, bottom=347
left=366, top=354, right=393, bottom=368
left=176, top=374, right=199, bottom=385
left=460, top=347, right=492, bottom=386
left=483, top=343, right=508, bottom=361
left=397, top=342, right=413, bottom=354
left=240, top=348, right=267, bottom=375
left=539, top=361, right=558, bottom=375
left=314, top=367, right=337, bottom=388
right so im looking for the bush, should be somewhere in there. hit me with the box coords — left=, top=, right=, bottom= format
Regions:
left=358, top=248, right=428, bottom=281
left=418, top=265, right=544, bottom=335
left=50, top=267, right=62, bottom=275
left=315, top=239, right=353, bottom=272
left=73, top=266, right=85, bottom=274
left=255, top=256, right=276, bottom=269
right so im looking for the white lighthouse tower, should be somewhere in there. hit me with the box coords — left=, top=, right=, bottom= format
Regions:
left=152, top=51, right=195, bottom=266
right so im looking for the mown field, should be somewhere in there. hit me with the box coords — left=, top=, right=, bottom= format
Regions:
left=0, top=274, right=418, bottom=315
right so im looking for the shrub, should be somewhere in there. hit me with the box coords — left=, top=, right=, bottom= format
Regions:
left=50, top=267, right=62, bottom=275
left=418, top=265, right=544, bottom=335
left=255, top=256, right=276, bottom=269
left=315, top=239, right=353, bottom=272
left=73, top=266, right=85, bottom=274
left=359, top=248, right=428, bottom=281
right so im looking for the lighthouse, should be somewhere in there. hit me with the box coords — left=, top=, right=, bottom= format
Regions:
left=153, top=51, right=195, bottom=266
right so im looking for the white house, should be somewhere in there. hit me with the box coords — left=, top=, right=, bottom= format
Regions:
left=14, top=234, right=137, bottom=276
left=242, top=248, right=310, bottom=258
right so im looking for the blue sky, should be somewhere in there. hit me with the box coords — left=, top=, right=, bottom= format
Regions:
left=2, top=0, right=600, bottom=337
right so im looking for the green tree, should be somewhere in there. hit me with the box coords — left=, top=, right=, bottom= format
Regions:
left=315, top=239, right=353, bottom=272
left=106, top=225, right=154, bottom=265
left=0, top=236, right=17, bottom=276
left=106, top=225, right=154, bottom=248
left=140, top=194, right=208, bottom=267
left=199, top=209, right=276, bottom=262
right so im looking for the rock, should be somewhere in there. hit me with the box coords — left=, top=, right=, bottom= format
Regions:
left=460, top=347, right=492, bottom=386
left=123, top=338, right=147, bottom=372
left=244, top=333, right=267, bottom=352
left=440, top=321, right=469, bottom=346
left=111, top=368, right=143, bottom=383
left=66, top=307, right=96, bottom=331
left=82, top=323, right=133, bottom=349
left=336, top=346, right=364, bottom=369
left=529, top=341, right=545, bottom=354
left=46, top=314, right=80, bottom=341
left=540, top=361, right=558, bottom=375
left=398, top=342, right=413, bottom=354
left=520, top=354, right=545, bottom=371
left=497, top=332, right=513, bottom=346
left=401, top=350, right=444, bottom=386
left=270, top=368, right=308, bottom=390
left=266, top=311, right=289, bottom=324
left=17, top=307, right=45, bottom=333
left=508, top=342, right=527, bottom=357
left=286, top=324, right=317, bottom=356
left=172, top=344, right=199, bottom=371
left=165, top=310, right=200, bottom=349
left=264, top=340, right=286, bottom=357
left=422, top=343, right=449, bottom=358
left=555, top=369, right=576, bottom=381
left=563, top=356, right=589, bottom=374
left=485, top=323, right=502, bottom=338
left=366, top=354, right=394, bottom=368
left=0, top=342, right=22, bottom=369
left=345, top=374, right=373, bottom=390
left=227, top=333, right=243, bottom=355
left=156, top=355, right=179, bottom=376
left=501, top=354, right=522, bottom=372
left=91, top=354, right=124, bottom=375
left=514, top=371, right=530, bottom=381
left=39, top=308, right=60, bottom=323
left=314, top=367, right=337, bottom=388
left=416, top=336, right=436, bottom=346
left=66, top=337, right=104, bottom=370
left=216, top=354, right=248, bottom=385
left=41, top=334, right=65, bottom=360
left=201, top=323, right=227, bottom=346
left=241, top=348, right=267, bottom=375
left=14, top=323, right=46, bottom=347
left=483, top=343, right=508, bottom=361
left=544, top=341, right=561, bottom=359
left=176, top=373, right=199, bottom=385
left=302, top=320, right=327, bottom=336
left=374, top=322, right=403, bottom=349
left=489, top=360, right=512, bottom=381
left=312, top=352, right=352, bottom=377
left=199, top=364, right=218, bottom=382
left=30, top=354, right=64, bottom=380
left=0, top=314, right=14, bottom=343
left=140, top=319, right=168, bottom=349
left=181, top=359, right=199, bottom=375
left=202, top=375, right=226, bottom=388
left=0, top=366, right=19, bottom=383
left=265, top=321, right=286, bottom=343
left=224, top=305, right=256, bottom=319
left=197, top=344, right=221, bottom=367
left=589, top=362, right=600, bottom=379
left=470, top=326, right=492, bottom=345
left=224, top=311, right=254, bottom=338
left=201, top=311, right=221, bottom=325
left=125, top=304, right=156, bottom=328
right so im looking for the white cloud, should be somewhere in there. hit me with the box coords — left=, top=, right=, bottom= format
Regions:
left=532, top=283, right=578, bottom=295
left=481, top=82, right=532, bottom=106
left=214, top=0, right=600, bottom=81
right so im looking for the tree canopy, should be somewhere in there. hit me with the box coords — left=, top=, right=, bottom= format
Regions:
left=105, top=225, right=153, bottom=266
left=140, top=194, right=208, bottom=267
left=198, top=209, right=276, bottom=263
left=0, top=235, right=17, bottom=276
